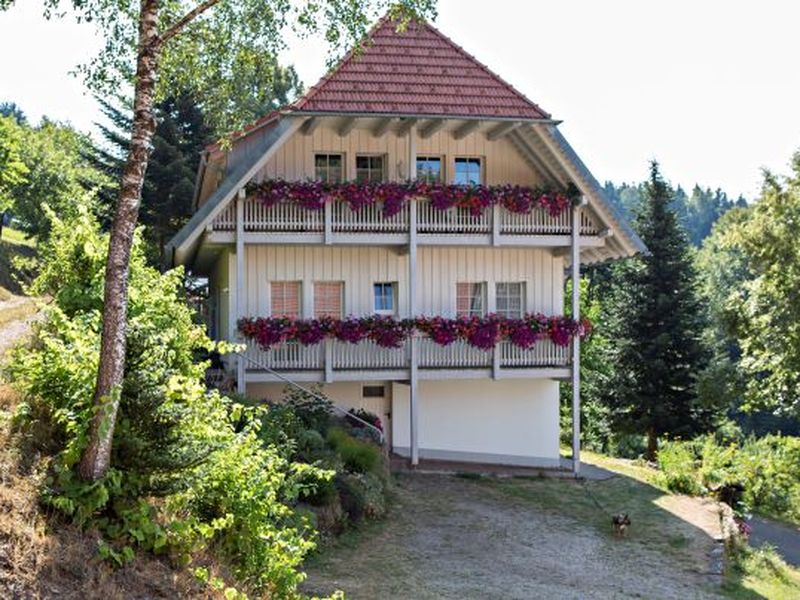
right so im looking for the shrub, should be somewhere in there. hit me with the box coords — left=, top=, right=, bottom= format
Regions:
left=8, top=208, right=332, bottom=596
left=335, top=472, right=387, bottom=521
left=656, top=440, right=703, bottom=495
left=654, top=434, right=800, bottom=524
left=326, top=427, right=381, bottom=475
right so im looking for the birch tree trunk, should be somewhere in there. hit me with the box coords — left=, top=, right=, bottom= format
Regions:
left=78, top=0, right=161, bottom=481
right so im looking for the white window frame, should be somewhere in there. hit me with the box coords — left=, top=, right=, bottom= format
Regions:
left=314, top=153, right=344, bottom=183
left=495, top=282, right=525, bottom=319
left=454, top=156, right=483, bottom=185
left=416, top=155, right=444, bottom=183
left=355, top=154, right=386, bottom=183
left=373, top=282, right=397, bottom=316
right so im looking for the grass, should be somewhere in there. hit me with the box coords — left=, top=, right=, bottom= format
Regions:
left=0, top=226, right=35, bottom=249
left=575, top=450, right=800, bottom=599
left=0, top=226, right=37, bottom=296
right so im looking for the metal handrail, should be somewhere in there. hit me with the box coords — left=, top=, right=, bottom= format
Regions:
left=234, top=351, right=385, bottom=444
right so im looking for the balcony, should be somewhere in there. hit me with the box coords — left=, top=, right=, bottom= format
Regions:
left=242, top=337, right=572, bottom=383
left=209, top=196, right=602, bottom=248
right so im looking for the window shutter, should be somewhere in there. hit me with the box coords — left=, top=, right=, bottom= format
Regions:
left=456, top=282, right=471, bottom=316
left=271, top=282, right=300, bottom=318
left=314, top=282, right=343, bottom=317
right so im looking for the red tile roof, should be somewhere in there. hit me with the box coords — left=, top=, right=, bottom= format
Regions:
left=291, top=16, right=551, bottom=120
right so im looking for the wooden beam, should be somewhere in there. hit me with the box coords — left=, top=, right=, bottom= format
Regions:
left=453, top=120, right=481, bottom=140
left=395, top=117, right=418, bottom=136
left=300, top=116, right=320, bottom=135
left=510, top=130, right=566, bottom=186
left=486, top=121, right=521, bottom=141
left=418, top=119, right=447, bottom=139
left=337, top=116, right=357, bottom=137
left=371, top=117, right=394, bottom=137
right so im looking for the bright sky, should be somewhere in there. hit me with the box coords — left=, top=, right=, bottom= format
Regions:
left=2, top=0, right=799, bottom=200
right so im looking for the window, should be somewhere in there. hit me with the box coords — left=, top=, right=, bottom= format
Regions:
left=315, top=153, right=343, bottom=183
left=271, top=281, right=301, bottom=318
left=454, top=157, right=482, bottom=185
left=456, top=282, right=486, bottom=317
left=363, top=385, right=386, bottom=398
left=356, top=155, right=385, bottom=183
left=373, top=282, right=396, bottom=315
left=416, top=156, right=443, bottom=183
left=314, top=281, right=343, bottom=318
left=495, top=282, right=525, bottom=319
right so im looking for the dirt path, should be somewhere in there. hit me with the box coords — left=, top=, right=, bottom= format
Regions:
left=0, top=296, right=39, bottom=359
left=303, top=473, right=726, bottom=599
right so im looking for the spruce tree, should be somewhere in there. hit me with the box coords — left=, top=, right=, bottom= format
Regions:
left=603, top=162, right=710, bottom=459
left=90, top=92, right=211, bottom=264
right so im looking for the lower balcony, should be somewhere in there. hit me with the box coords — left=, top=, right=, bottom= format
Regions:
left=242, top=337, right=572, bottom=383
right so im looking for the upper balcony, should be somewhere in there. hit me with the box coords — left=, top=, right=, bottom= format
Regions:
left=207, top=183, right=606, bottom=249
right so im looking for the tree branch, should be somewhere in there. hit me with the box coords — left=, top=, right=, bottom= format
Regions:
left=159, top=0, right=222, bottom=44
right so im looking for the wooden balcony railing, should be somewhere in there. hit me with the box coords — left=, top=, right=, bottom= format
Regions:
left=211, top=197, right=598, bottom=240
left=243, top=337, right=571, bottom=379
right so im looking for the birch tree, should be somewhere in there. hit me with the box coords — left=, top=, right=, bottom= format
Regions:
left=0, top=0, right=436, bottom=481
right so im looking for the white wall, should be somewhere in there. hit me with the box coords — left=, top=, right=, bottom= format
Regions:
left=243, top=245, right=564, bottom=318
left=392, top=378, right=560, bottom=466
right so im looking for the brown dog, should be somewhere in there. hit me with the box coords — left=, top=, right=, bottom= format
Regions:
left=612, top=513, right=631, bottom=537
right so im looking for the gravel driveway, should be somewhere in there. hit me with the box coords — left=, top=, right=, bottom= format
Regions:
left=303, top=473, right=726, bottom=599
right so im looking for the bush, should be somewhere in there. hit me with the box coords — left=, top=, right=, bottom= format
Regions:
left=655, top=434, right=800, bottom=523
left=326, top=427, right=381, bottom=475
left=335, top=472, right=387, bottom=521
left=8, top=208, right=332, bottom=596
left=656, top=440, right=703, bottom=495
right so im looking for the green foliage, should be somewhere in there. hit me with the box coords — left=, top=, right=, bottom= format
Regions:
left=655, top=435, right=800, bottom=523
left=89, top=93, right=213, bottom=263
left=0, top=115, right=28, bottom=213
left=715, top=154, right=800, bottom=418
left=5, top=118, right=109, bottom=238
left=601, top=163, right=715, bottom=458
left=334, top=472, right=387, bottom=522
left=9, top=206, right=331, bottom=596
left=326, top=427, right=381, bottom=475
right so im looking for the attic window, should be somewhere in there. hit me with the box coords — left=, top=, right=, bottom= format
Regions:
left=356, top=155, right=385, bottom=183
left=454, top=157, right=482, bottom=185
left=315, top=154, right=343, bottom=183
left=416, top=156, right=442, bottom=183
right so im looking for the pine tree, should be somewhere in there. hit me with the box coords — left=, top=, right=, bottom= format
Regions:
left=90, top=92, right=211, bottom=264
left=603, top=162, right=711, bottom=459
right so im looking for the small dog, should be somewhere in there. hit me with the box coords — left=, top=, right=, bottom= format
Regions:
left=612, top=513, right=631, bottom=537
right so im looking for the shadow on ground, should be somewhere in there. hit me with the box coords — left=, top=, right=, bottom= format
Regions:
left=302, top=468, right=763, bottom=600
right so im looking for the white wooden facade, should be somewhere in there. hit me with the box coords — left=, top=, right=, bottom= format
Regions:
left=169, top=34, right=644, bottom=471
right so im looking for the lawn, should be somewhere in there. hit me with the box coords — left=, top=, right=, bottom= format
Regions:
left=301, top=455, right=800, bottom=599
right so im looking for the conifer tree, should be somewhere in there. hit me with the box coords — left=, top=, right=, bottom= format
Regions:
left=603, top=162, right=711, bottom=459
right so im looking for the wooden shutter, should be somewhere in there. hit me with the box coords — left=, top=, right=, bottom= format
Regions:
left=271, top=281, right=300, bottom=318
left=314, top=282, right=343, bottom=317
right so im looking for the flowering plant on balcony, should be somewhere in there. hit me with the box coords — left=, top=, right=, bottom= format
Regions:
left=238, top=314, right=591, bottom=351
left=248, top=179, right=579, bottom=219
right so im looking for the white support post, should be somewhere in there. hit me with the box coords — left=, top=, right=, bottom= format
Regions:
left=492, top=344, right=500, bottom=379
left=324, top=201, right=332, bottom=245
left=235, top=188, right=246, bottom=395
left=492, top=203, right=501, bottom=246
left=571, top=199, right=583, bottom=477
left=408, top=124, right=419, bottom=466
left=324, top=338, right=333, bottom=383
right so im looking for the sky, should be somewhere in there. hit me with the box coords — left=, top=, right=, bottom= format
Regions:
left=1, top=0, right=799, bottom=200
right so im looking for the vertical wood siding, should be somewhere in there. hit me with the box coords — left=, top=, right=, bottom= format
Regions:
left=252, top=121, right=541, bottom=186
left=244, top=245, right=564, bottom=318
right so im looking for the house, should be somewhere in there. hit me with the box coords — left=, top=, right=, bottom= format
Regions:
left=167, top=14, right=645, bottom=472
